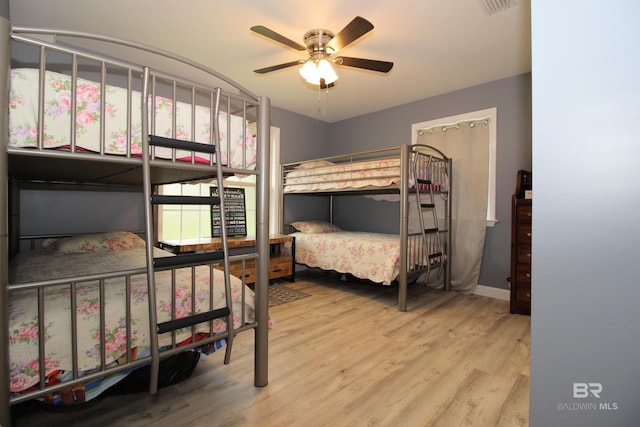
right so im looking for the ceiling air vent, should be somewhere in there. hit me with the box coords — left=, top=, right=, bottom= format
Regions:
left=477, top=0, right=519, bottom=15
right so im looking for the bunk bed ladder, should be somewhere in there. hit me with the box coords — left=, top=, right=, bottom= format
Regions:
left=413, top=152, right=445, bottom=282
left=140, top=68, right=235, bottom=394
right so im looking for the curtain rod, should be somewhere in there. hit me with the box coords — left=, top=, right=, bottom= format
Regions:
left=417, top=118, right=489, bottom=135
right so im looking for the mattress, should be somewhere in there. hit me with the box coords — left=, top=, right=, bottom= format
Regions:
left=291, top=231, right=430, bottom=285
left=8, top=239, right=269, bottom=400
left=282, top=156, right=448, bottom=193
left=8, top=68, right=256, bottom=169
left=283, top=158, right=403, bottom=193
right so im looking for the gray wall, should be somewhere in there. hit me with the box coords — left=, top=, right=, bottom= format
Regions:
left=280, top=74, right=532, bottom=289
left=19, top=185, right=145, bottom=237
left=16, top=74, right=530, bottom=292
left=272, top=107, right=333, bottom=225
left=530, top=1, right=640, bottom=425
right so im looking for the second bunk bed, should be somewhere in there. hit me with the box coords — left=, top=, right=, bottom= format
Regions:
left=1, top=26, right=271, bottom=423
left=282, top=144, right=452, bottom=312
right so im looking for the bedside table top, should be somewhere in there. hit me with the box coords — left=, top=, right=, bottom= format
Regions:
left=159, top=234, right=292, bottom=253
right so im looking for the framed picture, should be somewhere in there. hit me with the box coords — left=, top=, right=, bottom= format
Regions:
left=210, top=187, right=247, bottom=237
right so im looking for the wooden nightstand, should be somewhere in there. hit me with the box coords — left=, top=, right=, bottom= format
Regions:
left=159, top=234, right=295, bottom=284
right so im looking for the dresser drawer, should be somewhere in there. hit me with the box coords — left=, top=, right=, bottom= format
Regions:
left=517, top=205, right=532, bottom=224
left=515, top=264, right=531, bottom=284
left=515, top=285, right=531, bottom=305
left=516, top=245, right=532, bottom=263
left=516, top=225, right=532, bottom=244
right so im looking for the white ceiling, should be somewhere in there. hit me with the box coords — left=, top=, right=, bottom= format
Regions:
left=8, top=0, right=531, bottom=123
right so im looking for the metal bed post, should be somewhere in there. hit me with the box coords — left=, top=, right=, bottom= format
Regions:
left=329, top=195, right=334, bottom=224
left=0, top=10, right=11, bottom=427
left=255, top=96, right=271, bottom=387
left=212, top=88, right=235, bottom=366
left=398, top=144, right=410, bottom=312
left=445, top=156, right=453, bottom=291
left=139, top=67, right=162, bottom=394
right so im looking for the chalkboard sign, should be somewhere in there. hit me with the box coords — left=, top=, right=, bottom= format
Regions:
left=210, top=187, right=247, bottom=237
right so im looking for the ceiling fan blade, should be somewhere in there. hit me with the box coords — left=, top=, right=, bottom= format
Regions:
left=327, top=16, right=374, bottom=53
left=250, top=25, right=306, bottom=51
left=334, top=56, right=394, bottom=73
left=254, top=60, right=304, bottom=74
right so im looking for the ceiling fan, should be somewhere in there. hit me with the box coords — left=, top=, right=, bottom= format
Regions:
left=251, top=16, right=393, bottom=89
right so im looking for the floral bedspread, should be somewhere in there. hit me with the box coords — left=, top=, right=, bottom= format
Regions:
left=292, top=231, right=424, bottom=284
left=8, top=247, right=270, bottom=395
left=283, top=156, right=449, bottom=193
left=283, top=158, right=402, bottom=193
left=8, top=68, right=256, bottom=169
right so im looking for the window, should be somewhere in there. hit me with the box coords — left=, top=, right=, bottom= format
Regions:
left=411, top=108, right=497, bottom=226
left=159, top=126, right=281, bottom=240
left=159, top=177, right=256, bottom=241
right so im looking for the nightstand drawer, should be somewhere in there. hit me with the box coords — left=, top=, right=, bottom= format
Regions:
left=217, top=255, right=294, bottom=284
left=223, top=259, right=256, bottom=283
left=269, top=256, right=293, bottom=279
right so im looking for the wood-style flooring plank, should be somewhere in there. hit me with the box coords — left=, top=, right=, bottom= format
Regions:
left=12, top=270, right=530, bottom=427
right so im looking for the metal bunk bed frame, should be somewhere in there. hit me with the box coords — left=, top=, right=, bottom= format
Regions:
left=0, top=24, right=271, bottom=426
left=282, top=144, right=452, bottom=312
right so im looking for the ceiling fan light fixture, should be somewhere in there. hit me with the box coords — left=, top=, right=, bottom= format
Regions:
left=252, top=17, right=392, bottom=85
left=299, top=58, right=338, bottom=86
left=299, top=60, right=319, bottom=84
left=317, top=59, right=339, bottom=84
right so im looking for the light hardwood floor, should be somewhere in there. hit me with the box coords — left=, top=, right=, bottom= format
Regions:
left=12, top=270, right=530, bottom=427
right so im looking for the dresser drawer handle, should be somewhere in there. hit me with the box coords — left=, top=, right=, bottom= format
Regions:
left=272, top=268, right=282, bottom=273
left=527, top=212, right=532, bottom=217
left=527, top=253, right=531, bottom=258
left=526, top=232, right=532, bottom=237
left=526, top=292, right=531, bottom=298
left=526, top=273, right=531, bottom=278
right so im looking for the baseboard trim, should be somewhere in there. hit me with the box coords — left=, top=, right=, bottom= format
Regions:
left=474, top=285, right=510, bottom=301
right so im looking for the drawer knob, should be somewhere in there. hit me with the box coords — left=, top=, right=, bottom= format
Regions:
left=526, top=273, right=531, bottom=278
left=526, top=232, right=532, bottom=237
left=526, top=292, right=531, bottom=298
left=527, top=253, right=531, bottom=258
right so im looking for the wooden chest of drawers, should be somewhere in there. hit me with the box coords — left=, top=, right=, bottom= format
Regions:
left=510, top=171, right=532, bottom=315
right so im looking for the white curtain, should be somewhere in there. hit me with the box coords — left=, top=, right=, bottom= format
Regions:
left=416, top=120, right=489, bottom=293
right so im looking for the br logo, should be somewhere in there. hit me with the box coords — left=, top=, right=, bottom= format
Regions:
left=573, top=383, right=603, bottom=398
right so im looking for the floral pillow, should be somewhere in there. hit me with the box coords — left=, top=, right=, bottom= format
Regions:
left=290, top=221, right=341, bottom=234
left=51, top=231, right=146, bottom=255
